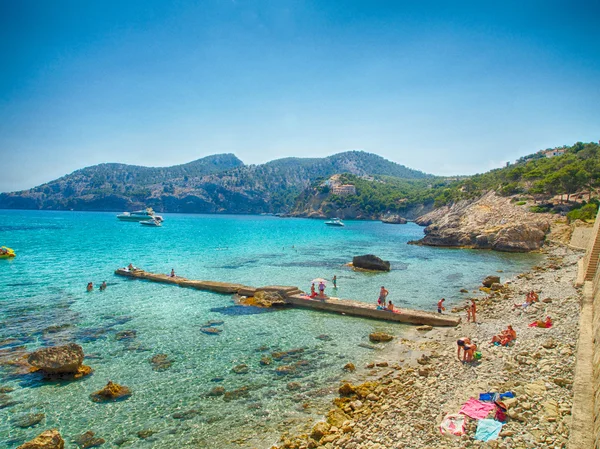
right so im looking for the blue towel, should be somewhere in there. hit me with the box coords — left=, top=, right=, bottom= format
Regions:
left=479, top=391, right=514, bottom=402
left=475, top=419, right=503, bottom=442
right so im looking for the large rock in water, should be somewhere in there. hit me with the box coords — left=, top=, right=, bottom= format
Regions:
left=381, top=215, right=407, bottom=224
left=28, top=343, right=84, bottom=374
left=352, top=255, right=391, bottom=271
left=411, top=192, right=553, bottom=252
left=17, top=429, right=64, bottom=449
left=240, top=290, right=285, bottom=307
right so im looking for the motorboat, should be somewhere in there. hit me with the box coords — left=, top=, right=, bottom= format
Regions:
left=325, top=218, right=345, bottom=227
left=117, top=208, right=163, bottom=222
left=140, top=218, right=162, bottom=227
left=0, top=246, right=16, bottom=258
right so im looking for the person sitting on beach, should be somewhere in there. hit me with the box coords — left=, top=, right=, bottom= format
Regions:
left=99, top=281, right=107, bottom=291
left=86, top=282, right=93, bottom=292
left=457, top=337, right=472, bottom=360
left=491, top=325, right=516, bottom=346
left=170, top=268, right=176, bottom=278
left=128, top=263, right=134, bottom=271
left=386, top=300, right=394, bottom=312
left=310, top=283, right=316, bottom=298
left=437, top=298, right=446, bottom=314
left=513, top=292, right=536, bottom=310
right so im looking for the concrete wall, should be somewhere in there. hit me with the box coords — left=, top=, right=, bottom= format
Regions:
left=571, top=214, right=600, bottom=448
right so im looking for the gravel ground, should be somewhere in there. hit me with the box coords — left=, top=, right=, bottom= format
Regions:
left=272, top=243, right=584, bottom=449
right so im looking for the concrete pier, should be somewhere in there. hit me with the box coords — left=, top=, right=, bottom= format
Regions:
left=115, top=268, right=460, bottom=327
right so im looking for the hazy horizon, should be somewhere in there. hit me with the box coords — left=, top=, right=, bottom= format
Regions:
left=1, top=0, right=599, bottom=192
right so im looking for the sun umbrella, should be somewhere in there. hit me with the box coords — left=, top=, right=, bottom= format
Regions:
left=311, top=278, right=328, bottom=284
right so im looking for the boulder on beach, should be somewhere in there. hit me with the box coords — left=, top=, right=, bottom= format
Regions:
left=27, top=343, right=89, bottom=377
left=482, top=275, right=501, bottom=287
left=90, top=381, right=132, bottom=402
left=17, top=429, right=64, bottom=449
left=368, top=332, right=393, bottom=343
left=352, top=255, right=391, bottom=272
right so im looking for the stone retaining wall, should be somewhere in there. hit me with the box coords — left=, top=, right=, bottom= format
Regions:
left=572, top=213, right=600, bottom=448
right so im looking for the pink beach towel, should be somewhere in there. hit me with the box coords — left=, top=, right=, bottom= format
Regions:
left=459, top=398, right=496, bottom=420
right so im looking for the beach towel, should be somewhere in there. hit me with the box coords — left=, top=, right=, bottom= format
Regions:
left=440, top=413, right=466, bottom=437
left=475, top=419, right=503, bottom=442
left=459, top=398, right=496, bottom=420
left=479, top=392, right=514, bottom=402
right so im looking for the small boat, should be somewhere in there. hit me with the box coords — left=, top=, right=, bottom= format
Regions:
left=117, top=208, right=163, bottom=222
left=0, top=246, right=16, bottom=258
left=140, top=218, right=162, bottom=227
left=325, top=218, right=345, bottom=227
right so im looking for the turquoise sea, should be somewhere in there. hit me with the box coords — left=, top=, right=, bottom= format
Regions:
left=0, top=210, right=541, bottom=448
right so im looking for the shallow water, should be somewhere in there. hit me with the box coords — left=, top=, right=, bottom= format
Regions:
left=0, top=210, right=541, bottom=447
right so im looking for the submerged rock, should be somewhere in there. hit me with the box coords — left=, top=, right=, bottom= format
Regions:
left=12, top=413, right=45, bottom=429
left=115, top=330, right=136, bottom=341
left=207, top=386, right=225, bottom=397
left=232, top=364, right=249, bottom=374
left=27, top=343, right=84, bottom=374
left=223, top=386, right=250, bottom=401
left=172, top=409, right=200, bottom=420
left=343, top=362, right=356, bottom=372
left=150, top=354, right=173, bottom=371
left=72, top=431, right=105, bottom=448
left=17, top=429, right=64, bottom=449
left=200, top=327, right=222, bottom=335
left=352, top=254, right=391, bottom=272
left=90, top=381, right=132, bottom=402
left=316, top=334, right=332, bottom=341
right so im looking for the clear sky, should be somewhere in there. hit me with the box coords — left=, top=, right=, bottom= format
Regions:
left=1, top=0, right=599, bottom=192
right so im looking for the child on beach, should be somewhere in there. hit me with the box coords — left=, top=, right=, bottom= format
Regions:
left=463, top=341, right=477, bottom=362
left=310, top=283, right=316, bottom=298
left=470, top=299, right=477, bottom=323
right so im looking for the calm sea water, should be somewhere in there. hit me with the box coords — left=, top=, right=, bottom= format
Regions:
left=0, top=210, right=541, bottom=448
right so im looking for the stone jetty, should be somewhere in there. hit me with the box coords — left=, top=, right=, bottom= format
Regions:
left=114, top=268, right=460, bottom=327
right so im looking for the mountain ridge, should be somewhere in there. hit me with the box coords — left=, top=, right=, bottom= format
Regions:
left=0, top=150, right=429, bottom=214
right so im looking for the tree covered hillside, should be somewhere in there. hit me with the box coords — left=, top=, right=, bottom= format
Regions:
left=435, top=141, right=600, bottom=206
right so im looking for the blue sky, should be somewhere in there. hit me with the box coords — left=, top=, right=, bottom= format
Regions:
left=1, top=0, right=599, bottom=192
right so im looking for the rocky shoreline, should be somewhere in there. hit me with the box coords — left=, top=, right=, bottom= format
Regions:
left=271, top=242, right=583, bottom=449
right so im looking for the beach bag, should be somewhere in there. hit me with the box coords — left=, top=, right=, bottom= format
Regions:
left=440, top=413, right=466, bottom=437
left=474, top=351, right=482, bottom=360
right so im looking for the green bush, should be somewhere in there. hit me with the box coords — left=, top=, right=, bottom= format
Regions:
left=516, top=201, right=526, bottom=206
left=567, top=203, right=598, bottom=222
left=530, top=205, right=551, bottom=213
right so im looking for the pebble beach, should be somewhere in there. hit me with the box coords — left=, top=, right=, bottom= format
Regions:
left=273, top=243, right=583, bottom=449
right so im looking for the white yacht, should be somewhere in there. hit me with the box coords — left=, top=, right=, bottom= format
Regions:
left=325, top=218, right=345, bottom=227
left=117, top=208, right=163, bottom=222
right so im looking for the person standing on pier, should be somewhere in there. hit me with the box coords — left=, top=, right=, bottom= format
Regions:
left=170, top=268, right=176, bottom=278
left=318, top=281, right=326, bottom=298
left=378, top=286, right=389, bottom=307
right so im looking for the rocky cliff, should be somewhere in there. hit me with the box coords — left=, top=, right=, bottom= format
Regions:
left=411, top=192, right=554, bottom=252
